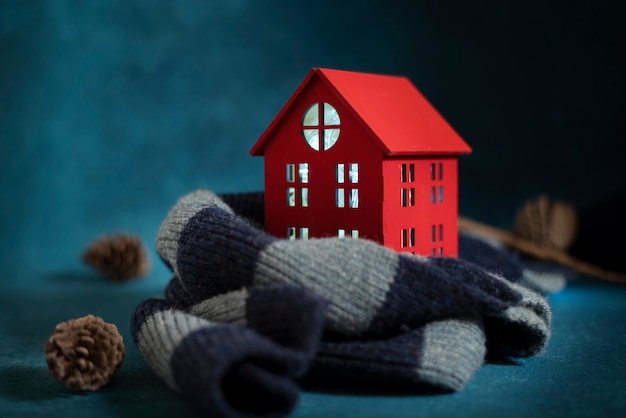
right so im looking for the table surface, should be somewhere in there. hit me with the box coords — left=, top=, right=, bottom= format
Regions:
left=1, top=269, right=625, bottom=418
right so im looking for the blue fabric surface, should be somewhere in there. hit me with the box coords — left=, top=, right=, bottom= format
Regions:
left=2, top=1, right=626, bottom=416
left=2, top=273, right=626, bottom=417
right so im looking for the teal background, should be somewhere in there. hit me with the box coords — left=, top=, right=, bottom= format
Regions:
left=1, top=1, right=626, bottom=416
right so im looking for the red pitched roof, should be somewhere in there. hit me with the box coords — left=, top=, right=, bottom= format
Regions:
left=250, top=68, right=471, bottom=156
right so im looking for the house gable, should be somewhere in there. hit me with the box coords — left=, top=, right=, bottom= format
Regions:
left=257, top=75, right=378, bottom=161
left=250, top=68, right=471, bottom=157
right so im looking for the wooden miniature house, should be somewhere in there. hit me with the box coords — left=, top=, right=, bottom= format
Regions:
left=250, top=68, right=471, bottom=256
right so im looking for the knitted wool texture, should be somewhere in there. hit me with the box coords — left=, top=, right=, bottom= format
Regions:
left=132, top=190, right=552, bottom=418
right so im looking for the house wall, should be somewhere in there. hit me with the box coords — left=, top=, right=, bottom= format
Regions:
left=382, top=157, right=458, bottom=256
left=263, top=79, right=384, bottom=242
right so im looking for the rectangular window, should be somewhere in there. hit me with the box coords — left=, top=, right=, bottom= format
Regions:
left=300, top=227, right=309, bottom=240
left=401, top=188, right=415, bottom=207
left=287, top=227, right=296, bottom=240
left=431, top=248, right=436, bottom=257
left=401, top=164, right=407, bottom=183
left=338, top=229, right=345, bottom=238
left=351, top=229, right=359, bottom=238
left=409, top=228, right=415, bottom=247
left=349, top=163, right=359, bottom=183
left=287, top=187, right=296, bottom=207
left=438, top=247, right=443, bottom=257
left=336, top=164, right=345, bottom=183
left=409, top=164, right=415, bottom=182
left=336, top=188, right=345, bottom=208
left=430, top=163, right=436, bottom=181
left=349, top=189, right=359, bottom=208
left=431, top=225, right=436, bottom=242
left=401, top=229, right=408, bottom=248
left=438, top=224, right=443, bottom=241
left=299, top=163, right=309, bottom=183
left=438, top=186, right=443, bottom=204
left=286, top=164, right=295, bottom=182
left=300, top=188, right=308, bottom=207
left=438, top=163, right=443, bottom=180
left=431, top=186, right=436, bottom=204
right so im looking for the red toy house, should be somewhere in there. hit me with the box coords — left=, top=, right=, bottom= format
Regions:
left=250, top=68, right=471, bottom=257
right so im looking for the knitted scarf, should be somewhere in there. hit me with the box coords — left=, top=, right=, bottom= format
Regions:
left=131, top=190, right=556, bottom=418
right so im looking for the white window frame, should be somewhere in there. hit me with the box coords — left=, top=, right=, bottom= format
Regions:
left=301, top=102, right=341, bottom=151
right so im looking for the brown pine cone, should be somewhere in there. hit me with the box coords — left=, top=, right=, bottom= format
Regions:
left=512, top=195, right=578, bottom=251
left=82, top=233, right=149, bottom=281
left=44, top=315, right=125, bottom=391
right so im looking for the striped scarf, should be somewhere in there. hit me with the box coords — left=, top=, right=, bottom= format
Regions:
left=131, top=190, right=554, bottom=418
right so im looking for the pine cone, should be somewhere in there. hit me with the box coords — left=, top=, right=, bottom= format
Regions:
left=512, top=195, right=578, bottom=251
left=82, top=233, right=149, bottom=281
left=44, top=315, right=125, bottom=391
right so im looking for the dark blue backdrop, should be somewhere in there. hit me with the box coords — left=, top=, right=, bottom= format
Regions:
left=2, top=2, right=626, bottom=417
left=2, top=0, right=625, bottom=277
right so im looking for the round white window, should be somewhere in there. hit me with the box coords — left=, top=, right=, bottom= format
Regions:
left=301, top=102, right=340, bottom=151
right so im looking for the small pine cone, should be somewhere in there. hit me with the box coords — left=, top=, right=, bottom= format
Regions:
left=82, top=233, right=149, bottom=281
left=44, top=315, right=125, bottom=391
left=512, top=195, right=578, bottom=251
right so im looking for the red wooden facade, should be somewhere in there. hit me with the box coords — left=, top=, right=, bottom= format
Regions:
left=250, top=68, right=471, bottom=257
